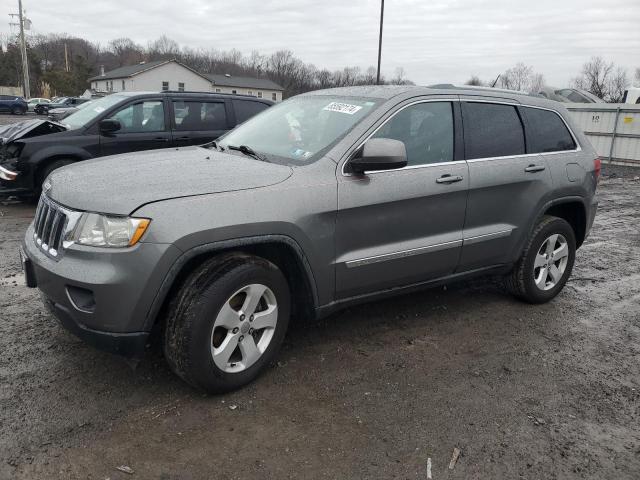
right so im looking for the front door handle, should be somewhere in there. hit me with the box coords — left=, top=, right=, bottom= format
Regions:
left=436, top=174, right=463, bottom=184
left=525, top=164, right=546, bottom=173
left=153, top=137, right=170, bottom=142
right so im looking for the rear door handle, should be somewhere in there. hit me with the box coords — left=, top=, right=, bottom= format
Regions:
left=525, top=164, right=546, bottom=173
left=436, top=174, right=463, bottom=184
left=153, top=137, right=170, bottom=142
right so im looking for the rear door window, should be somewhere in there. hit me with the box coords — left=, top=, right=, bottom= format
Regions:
left=173, top=101, right=228, bottom=131
left=463, top=102, right=525, bottom=159
left=233, top=100, right=269, bottom=124
left=522, top=107, right=576, bottom=153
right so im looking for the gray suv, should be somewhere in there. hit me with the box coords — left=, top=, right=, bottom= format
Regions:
left=21, top=85, right=599, bottom=393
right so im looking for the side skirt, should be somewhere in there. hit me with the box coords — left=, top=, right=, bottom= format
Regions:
left=315, top=263, right=511, bottom=319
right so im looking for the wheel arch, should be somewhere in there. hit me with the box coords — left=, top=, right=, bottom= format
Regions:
left=144, top=235, right=320, bottom=332
left=541, top=198, right=587, bottom=248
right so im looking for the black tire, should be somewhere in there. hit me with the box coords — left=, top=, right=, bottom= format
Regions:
left=11, top=106, right=25, bottom=115
left=504, top=215, right=576, bottom=304
left=164, top=253, right=291, bottom=393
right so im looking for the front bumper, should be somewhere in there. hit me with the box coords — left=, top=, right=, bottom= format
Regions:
left=23, top=223, right=182, bottom=357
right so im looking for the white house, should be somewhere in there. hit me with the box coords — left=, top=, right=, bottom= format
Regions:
left=88, top=60, right=284, bottom=101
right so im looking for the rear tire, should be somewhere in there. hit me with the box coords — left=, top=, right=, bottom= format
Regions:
left=504, top=215, right=576, bottom=304
left=163, top=253, right=291, bottom=393
left=11, top=106, right=25, bottom=115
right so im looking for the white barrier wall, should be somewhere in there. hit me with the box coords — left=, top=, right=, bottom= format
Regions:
left=567, top=104, right=640, bottom=167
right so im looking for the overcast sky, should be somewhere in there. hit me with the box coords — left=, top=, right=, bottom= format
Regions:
left=2, top=0, right=639, bottom=86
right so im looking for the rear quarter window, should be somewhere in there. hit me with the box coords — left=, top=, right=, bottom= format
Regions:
left=463, top=102, right=525, bottom=159
left=523, top=107, right=576, bottom=153
left=233, top=100, right=269, bottom=124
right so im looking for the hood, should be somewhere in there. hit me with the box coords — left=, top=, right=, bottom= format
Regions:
left=46, top=146, right=293, bottom=215
left=0, top=119, right=67, bottom=145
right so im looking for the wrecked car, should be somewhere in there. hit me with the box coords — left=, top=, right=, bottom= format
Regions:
left=0, top=91, right=272, bottom=197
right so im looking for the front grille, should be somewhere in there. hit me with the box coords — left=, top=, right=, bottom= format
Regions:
left=32, top=195, right=71, bottom=259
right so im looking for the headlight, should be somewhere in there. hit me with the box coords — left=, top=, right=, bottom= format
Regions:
left=67, top=213, right=150, bottom=248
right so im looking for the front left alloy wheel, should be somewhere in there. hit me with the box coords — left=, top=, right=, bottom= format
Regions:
left=164, top=253, right=290, bottom=393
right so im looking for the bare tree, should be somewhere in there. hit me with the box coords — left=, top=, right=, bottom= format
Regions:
left=108, top=38, right=143, bottom=66
left=147, top=35, right=180, bottom=60
left=572, top=57, right=630, bottom=102
left=634, top=67, right=640, bottom=87
left=608, top=67, right=629, bottom=103
left=572, top=56, right=613, bottom=99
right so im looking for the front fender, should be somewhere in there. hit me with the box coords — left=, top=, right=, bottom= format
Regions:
left=141, top=234, right=320, bottom=331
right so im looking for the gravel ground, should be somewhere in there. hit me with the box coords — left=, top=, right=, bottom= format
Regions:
left=0, top=120, right=639, bottom=478
left=0, top=112, right=38, bottom=126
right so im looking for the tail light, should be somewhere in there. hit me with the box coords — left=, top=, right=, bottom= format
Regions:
left=594, top=157, right=602, bottom=183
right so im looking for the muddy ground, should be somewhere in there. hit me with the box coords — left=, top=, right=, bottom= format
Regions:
left=1, top=156, right=639, bottom=478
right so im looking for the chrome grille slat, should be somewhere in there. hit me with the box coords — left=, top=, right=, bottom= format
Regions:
left=32, top=195, right=75, bottom=260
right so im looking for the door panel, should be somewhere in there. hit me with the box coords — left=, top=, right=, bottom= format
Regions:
left=458, top=100, right=553, bottom=271
left=336, top=163, right=469, bottom=298
left=335, top=99, right=467, bottom=299
left=99, top=99, right=172, bottom=156
left=459, top=155, right=552, bottom=270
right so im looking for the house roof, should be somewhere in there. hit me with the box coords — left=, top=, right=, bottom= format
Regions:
left=88, top=60, right=171, bottom=81
left=89, top=60, right=284, bottom=92
left=203, top=74, right=284, bottom=91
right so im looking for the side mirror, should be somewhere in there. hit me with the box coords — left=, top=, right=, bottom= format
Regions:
left=99, top=118, right=121, bottom=134
left=349, top=138, right=407, bottom=174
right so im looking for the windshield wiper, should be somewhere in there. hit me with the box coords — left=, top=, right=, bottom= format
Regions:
left=226, top=144, right=268, bottom=162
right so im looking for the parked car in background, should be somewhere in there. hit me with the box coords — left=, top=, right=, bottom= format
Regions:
left=34, top=97, right=90, bottom=115
left=0, top=91, right=273, bottom=196
left=27, top=98, right=50, bottom=112
left=538, top=87, right=604, bottom=103
left=0, top=95, right=28, bottom=115
left=47, top=100, right=93, bottom=122
left=20, top=85, right=599, bottom=393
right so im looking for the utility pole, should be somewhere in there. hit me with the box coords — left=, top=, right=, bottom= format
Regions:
left=376, top=0, right=384, bottom=85
left=64, top=43, right=69, bottom=72
left=14, top=0, right=30, bottom=98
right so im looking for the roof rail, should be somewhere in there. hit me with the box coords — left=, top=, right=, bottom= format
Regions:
left=427, top=83, right=538, bottom=98
left=159, top=90, right=260, bottom=99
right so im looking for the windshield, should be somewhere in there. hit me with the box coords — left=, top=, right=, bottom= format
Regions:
left=218, top=96, right=381, bottom=165
left=64, top=94, right=127, bottom=129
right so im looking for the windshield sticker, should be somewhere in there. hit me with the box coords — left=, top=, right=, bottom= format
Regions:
left=94, top=106, right=105, bottom=113
left=323, top=102, right=363, bottom=115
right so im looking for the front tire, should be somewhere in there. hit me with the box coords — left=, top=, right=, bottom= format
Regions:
left=505, top=215, right=576, bottom=304
left=164, top=253, right=291, bottom=393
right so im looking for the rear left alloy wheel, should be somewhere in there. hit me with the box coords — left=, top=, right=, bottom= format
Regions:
left=164, top=253, right=290, bottom=393
left=504, top=215, right=576, bottom=304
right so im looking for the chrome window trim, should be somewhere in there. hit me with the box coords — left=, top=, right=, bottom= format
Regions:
left=340, top=98, right=582, bottom=177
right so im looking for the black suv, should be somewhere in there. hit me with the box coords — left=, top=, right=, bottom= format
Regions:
left=0, top=91, right=273, bottom=196
left=0, top=95, right=28, bottom=115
